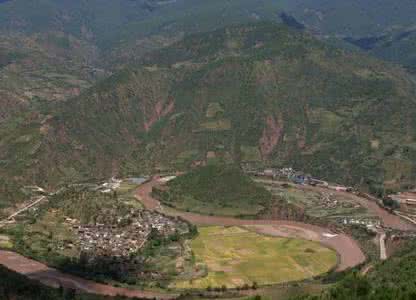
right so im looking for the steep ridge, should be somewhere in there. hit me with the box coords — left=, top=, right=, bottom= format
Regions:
left=1, top=23, right=416, bottom=204
left=0, top=0, right=288, bottom=127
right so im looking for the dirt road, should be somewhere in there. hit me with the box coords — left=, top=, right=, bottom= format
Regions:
left=379, top=232, right=387, bottom=260
left=0, top=251, right=176, bottom=299
left=0, top=196, right=46, bottom=228
left=136, top=179, right=366, bottom=271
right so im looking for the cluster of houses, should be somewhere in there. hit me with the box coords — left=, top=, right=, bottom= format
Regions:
left=246, top=166, right=383, bottom=228
left=245, top=167, right=352, bottom=191
left=342, top=218, right=381, bottom=229
left=319, top=192, right=350, bottom=210
left=97, top=177, right=122, bottom=193
left=65, top=210, right=190, bottom=258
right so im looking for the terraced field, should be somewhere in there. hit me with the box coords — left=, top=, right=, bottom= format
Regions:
left=174, top=226, right=337, bottom=289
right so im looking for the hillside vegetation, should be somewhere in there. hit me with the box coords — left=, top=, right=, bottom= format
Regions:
left=1, top=23, right=416, bottom=209
left=0, top=0, right=287, bottom=132
left=155, top=164, right=272, bottom=217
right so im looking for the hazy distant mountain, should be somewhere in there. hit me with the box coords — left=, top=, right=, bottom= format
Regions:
left=285, top=0, right=416, bottom=37
left=282, top=0, right=416, bottom=72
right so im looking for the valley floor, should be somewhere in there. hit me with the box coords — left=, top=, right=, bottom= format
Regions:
left=2, top=176, right=414, bottom=299
left=136, top=178, right=365, bottom=271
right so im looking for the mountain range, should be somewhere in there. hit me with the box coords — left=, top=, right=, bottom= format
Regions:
left=1, top=2, right=416, bottom=300
left=1, top=0, right=416, bottom=208
left=1, top=22, right=415, bottom=211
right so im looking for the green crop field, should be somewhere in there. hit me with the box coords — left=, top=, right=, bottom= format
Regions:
left=174, top=226, right=337, bottom=289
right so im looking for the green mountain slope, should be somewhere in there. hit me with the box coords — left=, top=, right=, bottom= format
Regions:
left=1, top=23, right=415, bottom=206
left=154, top=164, right=272, bottom=217
left=2, top=0, right=416, bottom=120
left=0, top=32, right=102, bottom=124
left=0, top=0, right=287, bottom=125
left=0, top=0, right=286, bottom=49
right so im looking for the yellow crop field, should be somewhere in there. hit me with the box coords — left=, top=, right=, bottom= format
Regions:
left=174, top=226, right=337, bottom=289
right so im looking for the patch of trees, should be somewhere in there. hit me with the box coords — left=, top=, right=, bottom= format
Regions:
left=155, top=163, right=272, bottom=216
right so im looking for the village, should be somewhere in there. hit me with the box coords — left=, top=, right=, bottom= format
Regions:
left=244, top=166, right=352, bottom=191
left=64, top=209, right=190, bottom=259
left=244, top=166, right=384, bottom=229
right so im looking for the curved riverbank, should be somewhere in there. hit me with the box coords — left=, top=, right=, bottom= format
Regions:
left=136, top=179, right=366, bottom=271
left=0, top=177, right=376, bottom=299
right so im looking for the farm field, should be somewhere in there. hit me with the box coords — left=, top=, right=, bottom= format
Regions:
left=116, top=180, right=145, bottom=209
left=0, top=235, right=13, bottom=249
left=174, top=226, right=337, bottom=289
left=257, top=180, right=378, bottom=223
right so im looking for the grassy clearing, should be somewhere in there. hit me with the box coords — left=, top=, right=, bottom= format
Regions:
left=174, top=226, right=337, bottom=289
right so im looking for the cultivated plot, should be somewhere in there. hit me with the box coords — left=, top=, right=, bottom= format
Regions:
left=174, top=226, right=337, bottom=289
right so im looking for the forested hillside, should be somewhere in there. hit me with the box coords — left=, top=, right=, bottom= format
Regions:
left=0, top=0, right=287, bottom=126
left=1, top=23, right=415, bottom=207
